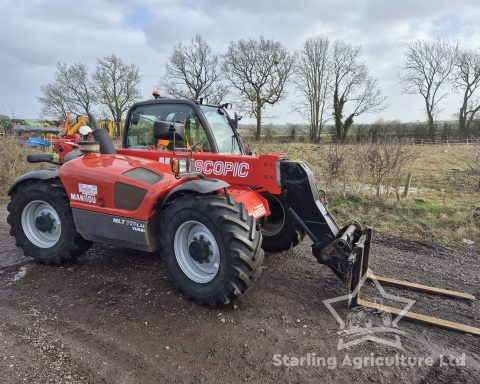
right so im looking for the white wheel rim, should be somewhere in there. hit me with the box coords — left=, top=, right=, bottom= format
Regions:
left=174, top=220, right=220, bottom=283
left=21, top=200, right=61, bottom=248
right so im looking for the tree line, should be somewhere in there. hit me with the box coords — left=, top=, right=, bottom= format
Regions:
left=159, top=35, right=387, bottom=142
left=400, top=40, right=480, bottom=140
left=39, top=36, right=480, bottom=141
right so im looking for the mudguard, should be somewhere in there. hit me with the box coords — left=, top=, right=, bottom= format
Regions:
left=162, top=178, right=230, bottom=205
left=8, top=168, right=59, bottom=195
left=162, top=178, right=269, bottom=219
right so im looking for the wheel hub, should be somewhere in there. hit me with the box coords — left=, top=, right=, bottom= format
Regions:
left=173, top=221, right=220, bottom=283
left=188, top=236, right=212, bottom=264
left=21, top=200, right=62, bottom=248
left=35, top=213, right=55, bottom=233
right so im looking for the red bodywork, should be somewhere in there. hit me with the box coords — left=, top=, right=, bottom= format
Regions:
left=53, top=138, right=80, bottom=163
left=59, top=151, right=275, bottom=221
left=117, top=148, right=285, bottom=195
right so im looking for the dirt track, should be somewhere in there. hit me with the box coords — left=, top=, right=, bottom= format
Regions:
left=1, top=204, right=479, bottom=384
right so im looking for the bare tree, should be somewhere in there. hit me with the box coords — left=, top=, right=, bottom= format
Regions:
left=38, top=62, right=96, bottom=119
left=331, top=41, right=386, bottom=141
left=160, top=35, right=226, bottom=104
left=325, top=143, right=352, bottom=196
left=361, top=139, right=416, bottom=199
left=94, top=55, right=142, bottom=136
left=454, top=49, right=480, bottom=138
left=224, top=37, right=294, bottom=140
left=38, top=83, right=70, bottom=120
left=294, top=36, right=331, bottom=142
left=400, top=40, right=458, bottom=140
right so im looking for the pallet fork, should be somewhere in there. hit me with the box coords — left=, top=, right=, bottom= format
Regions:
left=348, top=229, right=480, bottom=336
left=280, top=161, right=479, bottom=336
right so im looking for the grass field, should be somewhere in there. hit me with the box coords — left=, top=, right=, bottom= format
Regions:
left=250, top=142, right=480, bottom=246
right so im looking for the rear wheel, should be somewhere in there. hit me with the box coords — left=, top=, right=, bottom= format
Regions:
left=260, top=193, right=305, bottom=253
left=7, top=181, right=92, bottom=264
left=159, top=193, right=264, bottom=306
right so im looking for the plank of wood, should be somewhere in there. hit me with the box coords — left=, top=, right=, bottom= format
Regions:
left=367, top=275, right=475, bottom=301
left=358, top=299, right=480, bottom=336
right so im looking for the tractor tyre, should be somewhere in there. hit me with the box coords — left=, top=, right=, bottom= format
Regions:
left=260, top=192, right=305, bottom=253
left=7, top=181, right=92, bottom=264
left=159, top=193, right=264, bottom=307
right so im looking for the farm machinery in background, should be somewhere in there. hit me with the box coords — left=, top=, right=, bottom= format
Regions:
left=8, top=114, right=113, bottom=158
left=6, top=93, right=479, bottom=337
left=52, top=113, right=114, bottom=162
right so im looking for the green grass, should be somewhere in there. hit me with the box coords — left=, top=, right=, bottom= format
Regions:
left=328, top=192, right=480, bottom=245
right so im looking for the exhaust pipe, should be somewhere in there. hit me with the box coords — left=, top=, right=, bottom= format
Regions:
left=88, top=113, right=116, bottom=155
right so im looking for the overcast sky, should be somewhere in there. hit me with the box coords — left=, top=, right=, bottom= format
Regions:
left=1, top=0, right=479, bottom=124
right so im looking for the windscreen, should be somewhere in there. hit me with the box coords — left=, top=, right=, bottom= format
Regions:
left=200, top=106, right=241, bottom=154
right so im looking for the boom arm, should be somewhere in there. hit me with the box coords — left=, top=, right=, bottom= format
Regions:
left=279, top=160, right=364, bottom=285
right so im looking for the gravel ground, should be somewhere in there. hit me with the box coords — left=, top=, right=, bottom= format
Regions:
left=0, top=204, right=479, bottom=384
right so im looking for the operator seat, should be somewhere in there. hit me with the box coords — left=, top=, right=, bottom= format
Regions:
left=153, top=120, right=187, bottom=150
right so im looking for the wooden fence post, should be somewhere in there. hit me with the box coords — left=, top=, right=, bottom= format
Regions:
left=403, top=172, right=412, bottom=198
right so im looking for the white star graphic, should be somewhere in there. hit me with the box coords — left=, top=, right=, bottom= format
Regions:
left=323, top=268, right=416, bottom=350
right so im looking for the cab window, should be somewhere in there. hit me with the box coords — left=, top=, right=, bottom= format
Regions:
left=200, top=106, right=241, bottom=154
left=126, top=103, right=211, bottom=151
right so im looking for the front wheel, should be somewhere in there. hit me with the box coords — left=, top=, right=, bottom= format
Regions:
left=159, top=193, right=264, bottom=306
left=7, top=181, right=92, bottom=264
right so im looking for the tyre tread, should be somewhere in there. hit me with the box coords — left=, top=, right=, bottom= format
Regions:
left=160, top=193, right=264, bottom=307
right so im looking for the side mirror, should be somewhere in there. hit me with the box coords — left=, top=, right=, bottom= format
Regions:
left=234, top=112, right=242, bottom=129
left=153, top=121, right=185, bottom=142
left=225, top=103, right=233, bottom=110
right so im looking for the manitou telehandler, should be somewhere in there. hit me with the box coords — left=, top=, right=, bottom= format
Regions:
left=7, top=94, right=479, bottom=336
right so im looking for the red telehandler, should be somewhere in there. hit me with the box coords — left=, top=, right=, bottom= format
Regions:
left=7, top=94, right=479, bottom=336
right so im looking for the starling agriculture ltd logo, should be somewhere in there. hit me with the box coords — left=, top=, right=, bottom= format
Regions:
left=323, top=268, right=416, bottom=350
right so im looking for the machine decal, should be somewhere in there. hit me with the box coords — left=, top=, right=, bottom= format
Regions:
left=158, top=156, right=171, bottom=165
left=250, top=203, right=267, bottom=218
left=70, top=193, right=96, bottom=204
left=70, top=183, right=98, bottom=204
left=71, top=209, right=151, bottom=252
left=78, top=183, right=98, bottom=196
left=112, top=217, right=146, bottom=232
left=193, top=160, right=249, bottom=178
